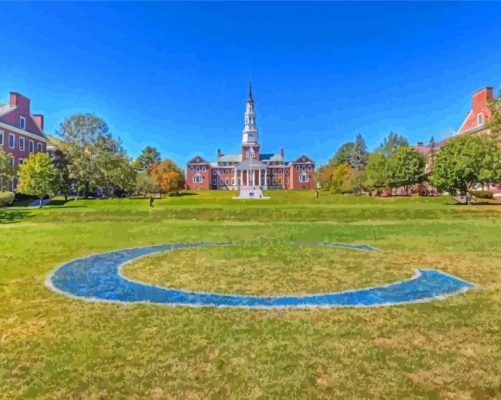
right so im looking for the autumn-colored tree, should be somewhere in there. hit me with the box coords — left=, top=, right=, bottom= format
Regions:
left=317, top=165, right=334, bottom=190
left=330, top=163, right=352, bottom=194
left=150, top=159, right=185, bottom=195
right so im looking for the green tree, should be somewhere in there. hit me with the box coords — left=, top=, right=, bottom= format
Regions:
left=351, top=168, right=367, bottom=195
left=365, top=153, right=387, bottom=190
left=377, top=132, right=408, bottom=157
left=134, top=146, right=161, bottom=171
left=136, top=172, right=161, bottom=197
left=349, top=133, right=368, bottom=170
left=0, top=148, right=16, bottom=192
left=57, top=114, right=125, bottom=196
left=329, top=142, right=354, bottom=167
left=385, top=146, right=426, bottom=194
left=430, top=135, right=501, bottom=194
left=487, top=91, right=501, bottom=139
left=48, top=137, right=73, bottom=201
left=17, top=153, right=58, bottom=208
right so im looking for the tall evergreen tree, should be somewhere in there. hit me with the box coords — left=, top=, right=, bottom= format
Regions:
left=349, top=133, right=368, bottom=170
left=135, top=146, right=161, bottom=172
left=377, top=132, right=408, bottom=157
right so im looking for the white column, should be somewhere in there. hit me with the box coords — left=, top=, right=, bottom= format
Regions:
left=264, top=169, right=268, bottom=189
left=258, top=170, right=261, bottom=187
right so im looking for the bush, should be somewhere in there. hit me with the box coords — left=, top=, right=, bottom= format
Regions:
left=471, top=190, right=493, bottom=199
left=0, top=192, right=15, bottom=206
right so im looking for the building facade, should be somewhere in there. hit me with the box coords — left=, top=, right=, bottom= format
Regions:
left=0, top=92, right=48, bottom=190
left=186, top=85, right=315, bottom=190
left=414, top=86, right=500, bottom=197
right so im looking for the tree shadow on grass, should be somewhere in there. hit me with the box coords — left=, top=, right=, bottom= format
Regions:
left=0, top=209, right=33, bottom=224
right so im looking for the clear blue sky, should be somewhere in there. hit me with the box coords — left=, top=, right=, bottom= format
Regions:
left=1, top=2, right=500, bottom=165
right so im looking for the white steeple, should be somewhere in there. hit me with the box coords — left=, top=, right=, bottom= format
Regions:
left=242, top=81, right=259, bottom=144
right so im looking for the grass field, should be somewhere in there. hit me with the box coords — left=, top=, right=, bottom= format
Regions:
left=1, top=190, right=500, bottom=399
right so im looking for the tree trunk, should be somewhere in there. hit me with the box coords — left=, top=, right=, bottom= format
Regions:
left=39, top=197, right=43, bottom=208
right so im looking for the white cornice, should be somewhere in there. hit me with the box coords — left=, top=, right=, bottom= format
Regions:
left=0, top=121, right=47, bottom=142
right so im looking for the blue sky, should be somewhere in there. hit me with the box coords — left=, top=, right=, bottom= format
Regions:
left=1, top=2, right=500, bottom=166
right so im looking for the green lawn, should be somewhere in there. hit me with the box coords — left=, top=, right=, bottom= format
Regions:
left=1, top=191, right=500, bottom=399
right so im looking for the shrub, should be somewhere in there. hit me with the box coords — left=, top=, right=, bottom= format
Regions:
left=0, top=192, right=15, bottom=206
left=471, top=190, right=493, bottom=199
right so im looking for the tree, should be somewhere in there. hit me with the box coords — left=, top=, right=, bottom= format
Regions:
left=150, top=159, right=185, bottom=195
left=488, top=91, right=501, bottom=139
left=17, top=153, right=58, bottom=208
left=134, top=146, right=161, bottom=171
left=317, top=165, right=334, bottom=190
left=365, top=153, right=387, bottom=190
left=0, top=148, right=16, bottom=192
left=136, top=172, right=161, bottom=197
left=351, top=168, right=367, bottom=195
left=330, top=163, right=351, bottom=194
left=105, top=155, right=138, bottom=197
left=430, top=134, right=501, bottom=194
left=385, top=146, right=426, bottom=194
left=377, top=132, right=408, bottom=157
left=57, top=114, right=125, bottom=196
left=329, top=142, right=354, bottom=167
left=349, top=134, right=368, bottom=170
left=47, top=137, right=73, bottom=201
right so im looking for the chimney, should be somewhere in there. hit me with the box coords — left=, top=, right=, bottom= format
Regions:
left=280, top=148, right=284, bottom=158
left=33, top=114, right=44, bottom=131
left=9, top=92, right=30, bottom=110
left=472, top=87, right=493, bottom=111
left=217, top=148, right=222, bottom=158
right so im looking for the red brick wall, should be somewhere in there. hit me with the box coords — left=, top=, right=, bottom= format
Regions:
left=289, top=162, right=315, bottom=189
left=185, top=163, right=211, bottom=190
left=458, top=87, right=494, bottom=134
left=0, top=91, right=47, bottom=166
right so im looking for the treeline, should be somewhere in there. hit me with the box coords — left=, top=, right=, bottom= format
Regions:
left=318, top=131, right=500, bottom=196
left=0, top=113, right=185, bottom=207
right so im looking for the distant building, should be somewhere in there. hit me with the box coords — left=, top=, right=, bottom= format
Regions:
left=0, top=92, right=48, bottom=190
left=414, top=87, right=500, bottom=197
left=456, top=87, right=495, bottom=137
left=186, top=84, right=315, bottom=190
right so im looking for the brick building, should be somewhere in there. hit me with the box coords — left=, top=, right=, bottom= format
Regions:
left=0, top=92, right=47, bottom=190
left=414, top=86, right=500, bottom=197
left=186, top=84, right=315, bottom=190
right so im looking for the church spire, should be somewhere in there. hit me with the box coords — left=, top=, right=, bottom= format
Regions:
left=242, top=82, right=258, bottom=144
left=248, top=80, right=253, bottom=102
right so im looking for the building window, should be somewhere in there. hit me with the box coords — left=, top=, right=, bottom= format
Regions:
left=477, top=113, right=484, bottom=126
left=37, top=143, right=43, bottom=153
left=19, top=159, right=24, bottom=165
left=286, top=177, right=289, bottom=184
left=278, top=168, right=282, bottom=174
left=302, top=165, right=306, bottom=171
left=225, top=178, right=229, bottom=185
left=212, top=169, right=216, bottom=175
left=231, top=178, right=235, bottom=185
left=202, top=165, right=206, bottom=171
left=299, top=175, right=309, bottom=183
left=0, top=130, right=3, bottom=145
left=193, top=175, right=202, bottom=183
left=295, top=165, right=300, bottom=171
left=19, top=116, right=26, bottom=129
left=272, top=168, right=276, bottom=174
left=272, top=177, right=276, bottom=185
left=196, top=165, right=200, bottom=171
left=308, top=165, right=313, bottom=171
left=8, top=133, right=15, bottom=149
left=189, top=165, right=194, bottom=171
left=29, top=140, right=34, bottom=153
left=213, top=179, right=217, bottom=186
left=285, top=169, right=289, bottom=175
left=19, top=137, right=25, bottom=151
